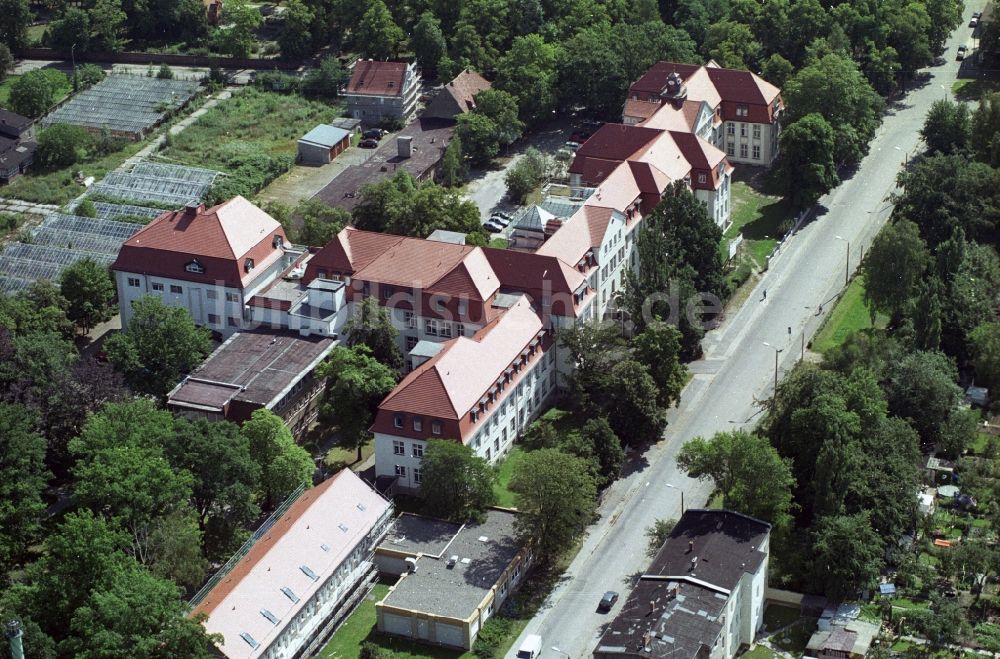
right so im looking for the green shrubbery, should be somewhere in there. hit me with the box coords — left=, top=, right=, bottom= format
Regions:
left=204, top=145, right=292, bottom=204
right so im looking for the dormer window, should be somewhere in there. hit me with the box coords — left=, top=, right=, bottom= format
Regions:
left=698, top=173, right=707, bottom=184
left=272, top=234, right=284, bottom=249
left=244, top=258, right=254, bottom=272
left=185, top=259, right=205, bottom=274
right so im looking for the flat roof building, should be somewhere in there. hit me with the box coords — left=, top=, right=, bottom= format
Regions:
left=375, top=509, right=531, bottom=650
left=191, top=469, right=394, bottom=659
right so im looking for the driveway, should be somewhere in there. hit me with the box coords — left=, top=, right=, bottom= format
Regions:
left=505, top=7, right=982, bottom=658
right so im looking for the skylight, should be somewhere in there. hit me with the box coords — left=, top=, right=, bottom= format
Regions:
left=240, top=632, right=259, bottom=649
left=260, top=609, right=280, bottom=625
left=357, top=502, right=367, bottom=511
left=321, top=543, right=331, bottom=552
left=338, top=523, right=349, bottom=532
left=281, top=586, right=299, bottom=603
left=300, top=565, right=319, bottom=581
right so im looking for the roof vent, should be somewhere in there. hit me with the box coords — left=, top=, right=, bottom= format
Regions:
left=321, top=543, right=331, bottom=552
left=690, top=556, right=698, bottom=570
left=300, top=565, right=319, bottom=581
left=446, top=555, right=458, bottom=568
left=240, top=632, right=259, bottom=649
left=357, top=503, right=367, bottom=512
left=281, top=586, right=299, bottom=603
left=478, top=536, right=489, bottom=542
left=338, top=523, right=349, bottom=532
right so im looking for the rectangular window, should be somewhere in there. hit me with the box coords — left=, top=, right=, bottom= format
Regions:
left=739, top=123, right=747, bottom=137
left=406, top=335, right=418, bottom=350
left=698, top=173, right=707, bottom=184
left=207, top=314, right=220, bottom=324
left=739, top=143, right=748, bottom=158
left=127, top=277, right=140, bottom=287
left=225, top=292, right=239, bottom=303
left=403, top=311, right=416, bottom=329
left=414, top=468, right=423, bottom=484
left=431, top=420, right=442, bottom=435
left=456, top=323, right=465, bottom=337
left=170, top=284, right=183, bottom=294
left=424, top=319, right=438, bottom=336
left=727, top=123, right=734, bottom=135
left=412, top=443, right=423, bottom=458
left=726, top=142, right=734, bottom=156
left=393, top=415, right=404, bottom=429
left=752, top=144, right=761, bottom=160
left=395, top=465, right=406, bottom=477
left=458, top=300, right=467, bottom=316
left=494, top=437, right=500, bottom=452
left=381, top=285, right=393, bottom=300
left=206, top=289, right=218, bottom=299
left=753, top=124, right=761, bottom=139
left=440, top=323, right=453, bottom=338
left=151, top=282, right=164, bottom=291
left=413, top=417, right=423, bottom=432
left=393, top=440, right=405, bottom=455
left=510, top=418, right=516, bottom=433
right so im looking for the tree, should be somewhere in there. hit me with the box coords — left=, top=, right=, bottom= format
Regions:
left=761, top=53, right=794, bottom=88
left=0, top=44, right=13, bottom=82
left=475, top=89, right=524, bottom=146
left=645, top=518, right=677, bottom=557
left=90, top=0, right=127, bottom=52
left=0, top=0, right=31, bottom=51
left=937, top=407, right=977, bottom=459
left=599, top=359, right=666, bottom=446
left=783, top=53, right=884, bottom=165
left=774, top=113, right=839, bottom=208
left=555, top=25, right=626, bottom=119
left=36, top=123, right=90, bottom=168
left=240, top=409, right=312, bottom=509
left=48, top=7, right=90, bottom=53
left=679, top=430, right=795, bottom=529
left=293, top=198, right=349, bottom=246
left=921, top=99, right=970, bottom=155
left=705, top=20, right=761, bottom=69
left=505, top=149, right=549, bottom=203
left=578, top=417, right=624, bottom=487
left=216, top=0, right=262, bottom=58
left=455, top=112, right=501, bottom=166
left=970, top=323, right=1000, bottom=389
left=278, top=0, right=314, bottom=59
left=420, top=440, right=497, bottom=521
left=355, top=0, right=404, bottom=60
left=0, top=403, right=49, bottom=573
left=344, top=297, right=404, bottom=371
left=104, top=295, right=212, bottom=397
left=632, top=319, right=687, bottom=408
left=972, top=92, right=1000, bottom=167
left=301, top=56, right=348, bottom=98
left=439, top=135, right=466, bottom=187
left=352, top=171, right=481, bottom=237
left=59, top=258, right=115, bottom=333
left=883, top=350, right=962, bottom=443
left=509, top=448, right=596, bottom=561
left=317, top=345, right=397, bottom=461
left=8, top=69, right=56, bottom=119
left=62, top=562, right=219, bottom=658
left=0, top=331, right=77, bottom=404
left=411, top=11, right=447, bottom=78
left=862, top=219, right=931, bottom=323
left=811, top=512, right=883, bottom=600
left=142, top=510, right=209, bottom=589
left=495, top=34, right=560, bottom=126
left=165, top=418, right=260, bottom=558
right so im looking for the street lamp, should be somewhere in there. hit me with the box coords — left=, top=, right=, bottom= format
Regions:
left=763, top=342, right=784, bottom=407
left=835, top=235, right=850, bottom=287
left=665, top=483, right=685, bottom=514
left=551, top=647, right=571, bottom=658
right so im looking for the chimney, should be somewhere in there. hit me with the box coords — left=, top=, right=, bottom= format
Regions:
left=6, top=620, right=24, bottom=659
left=689, top=556, right=698, bottom=571
left=184, top=201, right=201, bottom=217
left=397, top=135, right=413, bottom=158
left=648, top=600, right=656, bottom=616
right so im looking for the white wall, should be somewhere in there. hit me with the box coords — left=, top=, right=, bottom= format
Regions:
left=117, top=271, right=248, bottom=337
left=723, top=121, right=779, bottom=166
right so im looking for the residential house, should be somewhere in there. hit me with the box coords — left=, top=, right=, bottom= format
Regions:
left=805, top=618, right=881, bottom=659
left=0, top=109, right=36, bottom=183
left=422, top=69, right=491, bottom=120
left=297, top=124, right=352, bottom=165
left=593, top=509, right=771, bottom=659
left=626, top=61, right=784, bottom=167
left=111, top=196, right=298, bottom=338
left=344, top=60, right=420, bottom=125
left=166, top=330, right=336, bottom=438
left=374, top=509, right=531, bottom=650
left=371, top=295, right=556, bottom=492
left=190, top=469, right=394, bottom=659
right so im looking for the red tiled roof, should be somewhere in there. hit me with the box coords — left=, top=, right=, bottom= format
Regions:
left=669, top=131, right=730, bottom=190
left=571, top=124, right=661, bottom=164
left=482, top=248, right=585, bottom=299
left=623, top=98, right=661, bottom=121
left=347, top=60, right=408, bottom=97
left=112, top=196, right=287, bottom=289
left=629, top=62, right=701, bottom=97
left=304, top=228, right=403, bottom=281
left=441, top=69, right=491, bottom=113
left=705, top=65, right=781, bottom=106
left=570, top=156, right=623, bottom=186
left=627, top=161, right=673, bottom=195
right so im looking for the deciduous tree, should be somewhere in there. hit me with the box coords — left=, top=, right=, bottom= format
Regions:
left=921, top=99, right=970, bottom=155
left=355, top=0, right=404, bottom=60
left=240, top=409, right=312, bottom=509
left=278, top=0, right=314, bottom=59
left=216, top=0, right=262, bottom=58
left=411, top=11, right=447, bottom=78
left=0, top=402, right=49, bottom=574
left=774, top=113, right=839, bottom=208
left=9, top=69, right=57, bottom=119
left=632, top=320, right=687, bottom=408
left=970, top=322, right=1000, bottom=390
left=59, top=257, right=115, bottom=333
left=0, top=0, right=31, bottom=51
left=811, top=512, right=882, bottom=601
left=862, top=219, right=931, bottom=323
left=420, top=440, right=497, bottom=521
left=344, top=296, right=403, bottom=371
left=495, top=34, right=560, bottom=126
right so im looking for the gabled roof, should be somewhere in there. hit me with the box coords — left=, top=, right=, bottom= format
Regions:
left=305, top=228, right=403, bottom=280
left=587, top=162, right=642, bottom=212
left=571, top=124, right=662, bottom=166
left=0, top=109, right=32, bottom=139
left=629, top=62, right=701, bottom=97
left=623, top=98, right=662, bottom=122
left=668, top=131, right=731, bottom=191
left=536, top=202, right=623, bottom=265
left=378, top=296, right=543, bottom=420
left=192, top=469, right=391, bottom=659
left=112, top=196, right=287, bottom=289
left=299, top=124, right=350, bottom=148
left=482, top=247, right=586, bottom=299
left=628, top=160, right=673, bottom=195
left=346, top=60, right=408, bottom=97
left=431, top=69, right=491, bottom=115
left=682, top=66, right=722, bottom=109
left=705, top=64, right=781, bottom=106
left=634, top=131, right=695, bottom=182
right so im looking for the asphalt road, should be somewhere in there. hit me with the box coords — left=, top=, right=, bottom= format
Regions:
left=506, top=10, right=982, bottom=659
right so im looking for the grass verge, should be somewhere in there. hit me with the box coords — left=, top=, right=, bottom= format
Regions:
left=494, top=446, right=525, bottom=508
left=952, top=78, right=1000, bottom=102
left=722, top=180, right=790, bottom=270
left=811, top=278, right=886, bottom=353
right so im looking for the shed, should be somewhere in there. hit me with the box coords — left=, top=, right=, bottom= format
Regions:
left=297, top=124, right=351, bottom=165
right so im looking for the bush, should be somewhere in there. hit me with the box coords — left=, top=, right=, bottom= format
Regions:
left=0, top=212, right=21, bottom=232
left=9, top=69, right=60, bottom=119
left=204, top=145, right=292, bottom=204
left=76, top=64, right=106, bottom=87
left=253, top=71, right=300, bottom=94
left=0, top=44, right=12, bottom=84
left=300, top=56, right=346, bottom=99
left=156, top=63, right=175, bottom=79
left=36, top=124, right=91, bottom=168
left=473, top=616, right=516, bottom=658
left=74, top=199, right=97, bottom=218
left=377, top=116, right=405, bottom=132
left=358, top=642, right=393, bottom=659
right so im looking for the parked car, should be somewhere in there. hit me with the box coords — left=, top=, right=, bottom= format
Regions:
left=489, top=214, right=510, bottom=227
left=957, top=45, right=968, bottom=60
left=970, top=16, right=979, bottom=27
left=973, top=11, right=983, bottom=18
left=359, top=138, right=379, bottom=148
left=484, top=220, right=504, bottom=233
left=565, top=141, right=582, bottom=150
left=493, top=210, right=513, bottom=221
left=515, top=635, right=542, bottom=659
left=363, top=129, right=384, bottom=140
left=598, top=591, right=619, bottom=612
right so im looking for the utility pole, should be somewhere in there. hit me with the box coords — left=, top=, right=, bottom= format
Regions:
left=763, top=342, right=783, bottom=408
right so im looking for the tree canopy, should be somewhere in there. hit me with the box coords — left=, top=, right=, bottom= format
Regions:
left=419, top=440, right=497, bottom=522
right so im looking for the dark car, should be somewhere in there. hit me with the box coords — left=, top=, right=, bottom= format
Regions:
left=957, top=45, right=968, bottom=60
left=359, top=138, right=379, bottom=148
left=974, top=11, right=983, bottom=18
left=484, top=219, right=504, bottom=233
left=598, top=591, right=619, bottom=612
left=970, top=16, right=979, bottom=27
left=363, top=129, right=384, bottom=140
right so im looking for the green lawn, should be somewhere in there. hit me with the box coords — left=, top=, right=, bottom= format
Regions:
left=318, top=582, right=473, bottom=659
left=494, top=446, right=525, bottom=508
left=160, top=87, right=340, bottom=171
left=811, top=278, right=887, bottom=353
left=722, top=180, right=791, bottom=270
left=764, top=604, right=801, bottom=631
left=740, top=646, right=778, bottom=658
left=953, top=78, right=1000, bottom=102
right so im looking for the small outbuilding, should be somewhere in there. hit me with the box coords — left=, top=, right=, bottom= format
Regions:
left=297, top=124, right=352, bottom=165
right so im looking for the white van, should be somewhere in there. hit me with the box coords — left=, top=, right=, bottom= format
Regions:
left=515, top=634, right=543, bottom=659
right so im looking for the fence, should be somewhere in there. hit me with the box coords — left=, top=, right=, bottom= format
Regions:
left=188, top=482, right=308, bottom=609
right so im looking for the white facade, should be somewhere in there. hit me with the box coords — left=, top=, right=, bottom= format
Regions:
left=723, top=120, right=780, bottom=166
